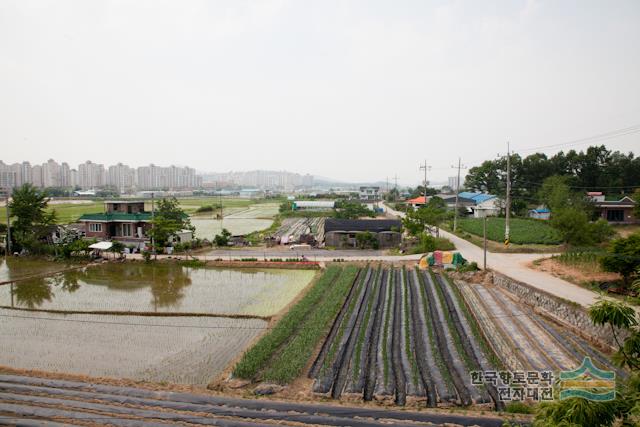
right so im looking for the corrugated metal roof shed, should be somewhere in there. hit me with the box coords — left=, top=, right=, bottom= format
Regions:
left=324, top=219, right=401, bottom=233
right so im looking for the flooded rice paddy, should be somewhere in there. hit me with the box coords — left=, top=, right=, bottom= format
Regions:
left=190, top=203, right=278, bottom=239
left=0, top=263, right=315, bottom=317
left=0, top=257, right=81, bottom=283
left=0, top=308, right=266, bottom=385
left=0, top=258, right=315, bottom=384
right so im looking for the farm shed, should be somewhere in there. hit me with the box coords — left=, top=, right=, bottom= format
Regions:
left=528, top=208, right=551, bottom=220
left=458, top=192, right=501, bottom=217
left=324, top=219, right=401, bottom=249
left=292, top=200, right=336, bottom=210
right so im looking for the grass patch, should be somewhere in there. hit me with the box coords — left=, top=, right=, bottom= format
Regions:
left=458, top=217, right=562, bottom=245
left=262, top=266, right=360, bottom=383
left=233, top=266, right=342, bottom=379
left=504, top=401, right=534, bottom=414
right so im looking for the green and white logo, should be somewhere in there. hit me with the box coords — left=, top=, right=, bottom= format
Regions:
left=559, top=357, right=615, bottom=401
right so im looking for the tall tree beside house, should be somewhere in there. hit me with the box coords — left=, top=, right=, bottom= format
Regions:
left=465, top=145, right=640, bottom=208
left=536, top=175, right=613, bottom=245
left=600, top=233, right=640, bottom=287
left=633, top=188, right=640, bottom=219
left=402, top=196, right=449, bottom=236
left=8, top=184, right=56, bottom=253
left=148, top=197, right=193, bottom=250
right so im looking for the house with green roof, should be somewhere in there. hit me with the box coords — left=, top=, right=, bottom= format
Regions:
left=78, top=201, right=152, bottom=248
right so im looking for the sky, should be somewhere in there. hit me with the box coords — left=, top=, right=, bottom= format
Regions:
left=1, top=0, right=639, bottom=185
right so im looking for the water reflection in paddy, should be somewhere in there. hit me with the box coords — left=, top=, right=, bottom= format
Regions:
left=0, top=257, right=81, bottom=283
left=0, top=263, right=316, bottom=317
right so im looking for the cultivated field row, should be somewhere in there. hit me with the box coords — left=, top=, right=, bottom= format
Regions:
left=458, top=281, right=624, bottom=379
left=309, top=267, right=500, bottom=408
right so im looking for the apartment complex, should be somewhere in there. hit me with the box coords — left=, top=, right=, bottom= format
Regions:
left=0, top=159, right=202, bottom=191
left=202, top=170, right=313, bottom=191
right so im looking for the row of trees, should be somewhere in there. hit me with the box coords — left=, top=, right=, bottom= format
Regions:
left=465, top=145, right=640, bottom=215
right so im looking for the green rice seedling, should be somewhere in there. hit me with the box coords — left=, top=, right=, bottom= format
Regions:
left=233, top=266, right=342, bottom=379
left=321, top=266, right=367, bottom=375
left=263, top=266, right=359, bottom=384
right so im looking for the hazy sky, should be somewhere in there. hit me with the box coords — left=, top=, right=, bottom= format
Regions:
left=1, top=0, right=639, bottom=184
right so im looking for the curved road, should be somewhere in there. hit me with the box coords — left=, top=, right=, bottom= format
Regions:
left=383, top=203, right=606, bottom=309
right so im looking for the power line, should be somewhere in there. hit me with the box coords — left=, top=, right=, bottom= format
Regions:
left=514, top=124, right=640, bottom=154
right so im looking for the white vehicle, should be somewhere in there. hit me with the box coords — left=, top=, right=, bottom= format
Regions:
left=289, top=244, right=311, bottom=250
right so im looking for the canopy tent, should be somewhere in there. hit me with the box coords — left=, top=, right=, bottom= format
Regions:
left=89, top=241, right=113, bottom=251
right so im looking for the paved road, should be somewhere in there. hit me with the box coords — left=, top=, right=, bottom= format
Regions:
left=0, top=374, right=517, bottom=427
left=383, top=204, right=604, bottom=308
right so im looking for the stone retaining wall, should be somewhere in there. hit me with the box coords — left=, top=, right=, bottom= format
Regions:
left=491, top=271, right=627, bottom=351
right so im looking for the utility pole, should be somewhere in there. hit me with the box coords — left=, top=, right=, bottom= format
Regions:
left=393, top=174, right=398, bottom=202
left=451, top=158, right=467, bottom=232
left=505, top=142, right=511, bottom=247
left=419, top=160, right=431, bottom=202
left=151, top=192, right=156, bottom=259
left=4, top=192, right=11, bottom=256
left=483, top=214, right=487, bottom=270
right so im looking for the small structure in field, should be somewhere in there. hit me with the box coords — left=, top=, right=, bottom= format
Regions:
left=528, top=208, right=551, bottom=220
left=292, top=200, right=335, bottom=211
left=324, top=218, right=401, bottom=249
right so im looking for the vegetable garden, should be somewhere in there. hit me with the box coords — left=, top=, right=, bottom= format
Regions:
left=266, top=265, right=624, bottom=410
left=458, top=217, right=562, bottom=245
left=309, top=266, right=499, bottom=407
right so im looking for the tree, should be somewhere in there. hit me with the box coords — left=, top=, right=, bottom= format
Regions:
left=633, top=188, right=640, bottom=220
left=356, top=231, right=378, bottom=249
left=537, top=176, right=575, bottom=212
left=402, top=197, right=449, bottom=236
left=149, top=197, right=192, bottom=250
left=534, top=299, right=640, bottom=426
left=408, top=186, right=438, bottom=199
left=334, top=200, right=375, bottom=219
left=8, top=184, right=56, bottom=252
left=214, top=228, right=232, bottom=247
left=601, top=233, right=640, bottom=286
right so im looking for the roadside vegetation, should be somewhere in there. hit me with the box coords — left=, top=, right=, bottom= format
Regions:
left=401, top=196, right=455, bottom=253
left=532, top=298, right=639, bottom=426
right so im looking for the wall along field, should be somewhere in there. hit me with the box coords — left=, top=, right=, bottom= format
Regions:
left=0, top=259, right=317, bottom=384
